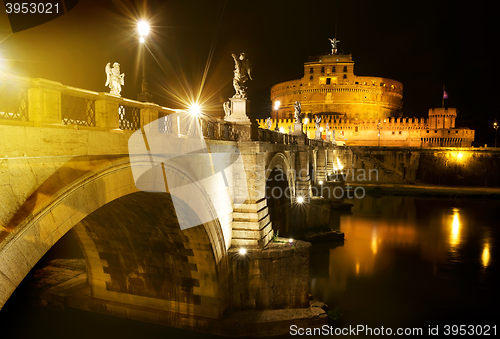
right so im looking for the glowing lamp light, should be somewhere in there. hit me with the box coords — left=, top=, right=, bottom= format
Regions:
left=288, top=238, right=294, bottom=243
left=319, top=180, right=323, bottom=185
left=457, top=153, right=463, bottom=159
left=137, top=20, right=150, bottom=37
left=274, top=100, right=281, bottom=111
left=297, top=196, right=305, bottom=204
left=304, top=118, right=309, bottom=124
left=239, top=248, right=247, bottom=255
left=189, top=103, right=201, bottom=116
left=279, top=127, right=285, bottom=133
left=320, top=127, right=324, bottom=132
left=139, top=36, right=145, bottom=44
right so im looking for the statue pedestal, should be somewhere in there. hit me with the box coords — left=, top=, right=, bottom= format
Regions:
left=293, top=123, right=304, bottom=136
left=315, top=130, right=323, bottom=140
left=225, top=97, right=250, bottom=124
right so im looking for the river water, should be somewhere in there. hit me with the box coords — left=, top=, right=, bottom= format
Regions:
left=1, top=195, right=498, bottom=338
left=310, top=195, right=500, bottom=332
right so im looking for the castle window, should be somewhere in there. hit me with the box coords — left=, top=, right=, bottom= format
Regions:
left=343, top=74, right=347, bottom=79
left=326, top=78, right=331, bottom=85
left=343, top=66, right=347, bottom=72
left=381, top=83, right=385, bottom=87
left=392, top=131, right=395, bottom=135
left=355, top=82, right=359, bottom=84
left=310, top=67, right=314, bottom=74
left=332, top=66, right=336, bottom=72
left=399, top=131, right=402, bottom=135
left=310, top=75, right=313, bottom=80
left=321, top=67, right=325, bottom=73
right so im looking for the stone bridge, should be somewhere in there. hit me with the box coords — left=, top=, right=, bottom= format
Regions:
left=0, top=75, right=342, bottom=335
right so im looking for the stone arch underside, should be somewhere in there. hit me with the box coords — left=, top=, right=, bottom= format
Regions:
left=0, top=157, right=229, bottom=317
left=265, top=153, right=294, bottom=236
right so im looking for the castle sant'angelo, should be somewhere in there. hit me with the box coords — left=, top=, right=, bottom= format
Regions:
left=257, top=39, right=475, bottom=147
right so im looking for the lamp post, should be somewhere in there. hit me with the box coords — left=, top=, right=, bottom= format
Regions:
left=377, top=122, right=381, bottom=147
left=274, top=100, right=281, bottom=131
left=137, top=20, right=152, bottom=102
left=494, top=121, right=498, bottom=148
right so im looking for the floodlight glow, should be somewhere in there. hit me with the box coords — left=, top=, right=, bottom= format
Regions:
left=297, top=196, right=304, bottom=204
left=319, top=180, right=323, bottom=185
left=189, top=103, right=201, bottom=116
left=274, top=100, right=281, bottom=110
left=279, top=127, right=285, bottom=133
left=304, top=118, right=309, bottom=124
left=138, top=20, right=150, bottom=37
left=288, top=238, right=294, bottom=243
left=239, top=248, right=247, bottom=255
left=139, top=36, right=145, bottom=44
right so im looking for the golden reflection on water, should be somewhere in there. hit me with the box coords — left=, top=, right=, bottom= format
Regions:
left=450, top=209, right=461, bottom=248
left=482, top=243, right=490, bottom=268
left=318, top=202, right=478, bottom=294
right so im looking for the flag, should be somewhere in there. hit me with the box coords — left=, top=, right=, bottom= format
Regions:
left=443, top=90, right=448, bottom=99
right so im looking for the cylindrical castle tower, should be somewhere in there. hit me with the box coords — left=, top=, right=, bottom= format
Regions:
left=270, top=54, right=403, bottom=121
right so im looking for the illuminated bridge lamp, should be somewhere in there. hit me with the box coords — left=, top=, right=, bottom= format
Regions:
left=137, top=20, right=150, bottom=38
left=274, top=100, right=281, bottom=131
left=239, top=248, right=247, bottom=255
left=297, top=196, right=304, bottom=204
left=189, top=103, right=201, bottom=116
left=288, top=238, right=294, bottom=243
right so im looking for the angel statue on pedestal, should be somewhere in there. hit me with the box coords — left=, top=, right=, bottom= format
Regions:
left=315, top=116, right=321, bottom=130
left=266, top=117, right=272, bottom=130
left=232, top=53, right=252, bottom=98
left=294, top=101, right=301, bottom=122
left=105, top=62, right=125, bottom=97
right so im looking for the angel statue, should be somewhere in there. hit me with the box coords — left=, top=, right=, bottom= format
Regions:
left=105, top=62, right=125, bottom=96
left=223, top=101, right=232, bottom=117
left=328, top=38, right=340, bottom=54
left=294, top=101, right=301, bottom=122
left=315, top=116, right=321, bottom=130
left=232, top=53, right=252, bottom=98
left=266, top=117, right=272, bottom=130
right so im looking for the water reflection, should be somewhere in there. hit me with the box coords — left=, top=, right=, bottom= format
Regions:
left=482, top=242, right=490, bottom=268
left=449, top=208, right=461, bottom=249
left=310, top=195, right=500, bottom=327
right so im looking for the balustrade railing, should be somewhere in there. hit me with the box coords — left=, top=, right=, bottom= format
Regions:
left=0, top=79, right=29, bottom=121
left=118, top=105, right=140, bottom=130
left=61, top=93, right=96, bottom=126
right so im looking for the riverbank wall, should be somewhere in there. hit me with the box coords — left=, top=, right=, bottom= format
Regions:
left=340, top=147, right=500, bottom=187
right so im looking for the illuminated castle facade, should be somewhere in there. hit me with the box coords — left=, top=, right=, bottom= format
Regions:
left=261, top=50, right=474, bottom=147
left=270, top=53, right=403, bottom=121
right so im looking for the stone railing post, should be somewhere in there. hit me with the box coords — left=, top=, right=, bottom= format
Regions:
left=28, top=79, right=64, bottom=127
left=95, top=93, right=120, bottom=130
left=140, top=103, right=161, bottom=128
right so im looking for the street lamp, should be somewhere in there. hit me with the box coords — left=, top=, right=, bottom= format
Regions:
left=137, top=20, right=152, bottom=102
left=494, top=120, right=498, bottom=147
left=377, top=122, right=381, bottom=147
left=274, top=100, right=281, bottom=131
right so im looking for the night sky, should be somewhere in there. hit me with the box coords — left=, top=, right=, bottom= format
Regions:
left=0, top=0, right=495, bottom=145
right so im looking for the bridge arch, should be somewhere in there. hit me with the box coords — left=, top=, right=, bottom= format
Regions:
left=265, top=152, right=294, bottom=237
left=0, top=158, right=229, bottom=318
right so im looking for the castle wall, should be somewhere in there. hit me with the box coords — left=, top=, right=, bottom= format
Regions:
left=270, top=54, right=403, bottom=121
left=256, top=117, right=475, bottom=147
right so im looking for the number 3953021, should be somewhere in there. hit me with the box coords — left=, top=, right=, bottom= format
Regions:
left=5, top=2, right=59, bottom=14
